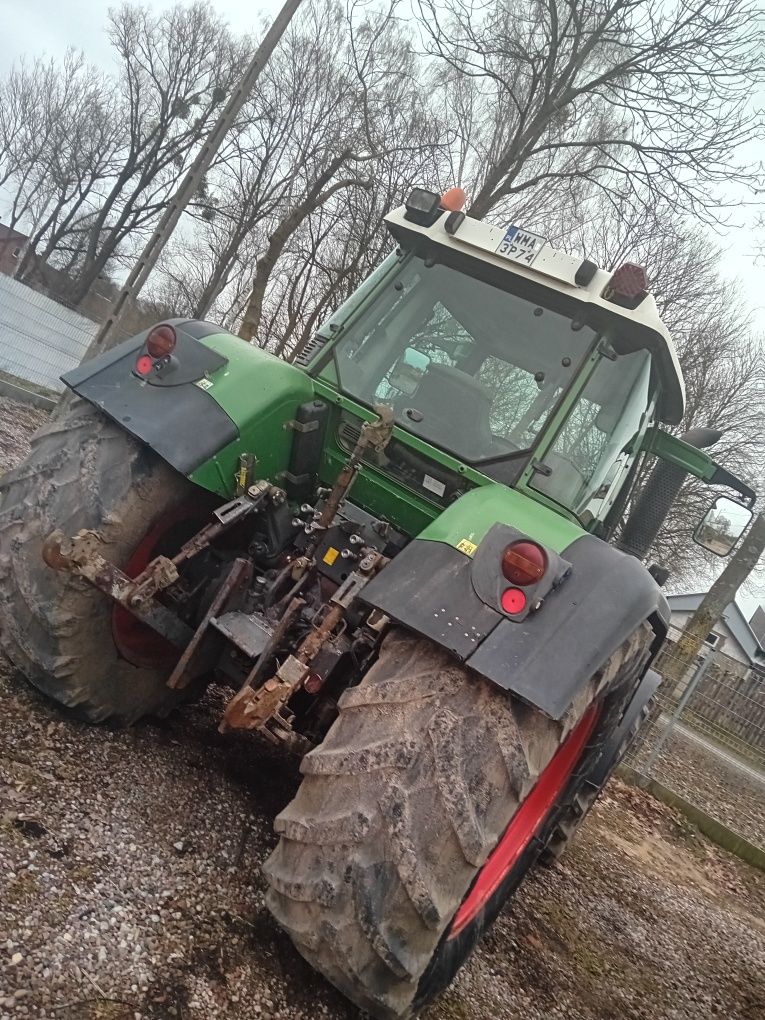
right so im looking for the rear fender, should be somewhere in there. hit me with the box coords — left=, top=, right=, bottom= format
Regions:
left=360, top=521, right=669, bottom=720
left=63, top=320, right=315, bottom=495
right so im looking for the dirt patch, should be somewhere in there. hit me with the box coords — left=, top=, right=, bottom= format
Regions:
left=1, top=662, right=764, bottom=1020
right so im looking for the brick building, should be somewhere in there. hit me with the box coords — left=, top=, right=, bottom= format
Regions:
left=0, top=223, right=27, bottom=277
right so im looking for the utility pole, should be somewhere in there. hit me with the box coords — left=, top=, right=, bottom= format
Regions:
left=666, top=513, right=765, bottom=682
left=83, top=0, right=304, bottom=358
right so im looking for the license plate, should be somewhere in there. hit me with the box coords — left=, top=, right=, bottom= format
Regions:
left=496, top=225, right=546, bottom=266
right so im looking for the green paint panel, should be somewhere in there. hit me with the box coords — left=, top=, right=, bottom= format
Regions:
left=420, top=484, right=585, bottom=553
left=311, top=380, right=493, bottom=487
left=189, top=333, right=314, bottom=496
left=186, top=334, right=585, bottom=553
left=647, top=427, right=716, bottom=480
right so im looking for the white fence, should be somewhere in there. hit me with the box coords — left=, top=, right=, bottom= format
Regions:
left=0, top=275, right=96, bottom=391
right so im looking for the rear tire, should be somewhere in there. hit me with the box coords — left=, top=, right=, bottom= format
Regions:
left=539, top=700, right=652, bottom=865
left=0, top=400, right=200, bottom=723
left=264, top=624, right=652, bottom=1018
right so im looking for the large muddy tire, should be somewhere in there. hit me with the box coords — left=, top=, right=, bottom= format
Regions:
left=539, top=698, right=652, bottom=865
left=264, top=625, right=653, bottom=1018
left=0, top=400, right=200, bottom=724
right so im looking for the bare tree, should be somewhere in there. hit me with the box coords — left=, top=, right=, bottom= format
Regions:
left=417, top=0, right=761, bottom=224
left=59, top=1, right=247, bottom=305
left=236, top=0, right=440, bottom=345
left=0, top=52, right=120, bottom=280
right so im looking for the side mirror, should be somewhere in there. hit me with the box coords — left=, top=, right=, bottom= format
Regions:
left=693, top=496, right=753, bottom=556
left=387, top=347, right=430, bottom=396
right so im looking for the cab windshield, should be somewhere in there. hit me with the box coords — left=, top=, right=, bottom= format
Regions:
left=330, top=255, right=597, bottom=462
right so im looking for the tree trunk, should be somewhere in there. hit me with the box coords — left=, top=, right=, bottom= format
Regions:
left=238, top=215, right=299, bottom=344
left=237, top=171, right=360, bottom=344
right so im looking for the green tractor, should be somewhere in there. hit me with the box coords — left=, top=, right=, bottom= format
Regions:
left=0, top=188, right=756, bottom=1017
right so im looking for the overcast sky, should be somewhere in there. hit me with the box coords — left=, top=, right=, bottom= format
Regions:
left=2, top=0, right=761, bottom=326
left=1, top=0, right=762, bottom=613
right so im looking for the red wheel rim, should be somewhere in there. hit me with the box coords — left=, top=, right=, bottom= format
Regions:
left=111, top=503, right=206, bottom=669
left=448, top=702, right=600, bottom=939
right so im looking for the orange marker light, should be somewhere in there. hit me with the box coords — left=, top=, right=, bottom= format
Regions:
left=441, top=187, right=466, bottom=212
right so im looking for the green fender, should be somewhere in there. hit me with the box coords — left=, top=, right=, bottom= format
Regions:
left=419, top=484, right=585, bottom=555
left=189, top=333, right=314, bottom=495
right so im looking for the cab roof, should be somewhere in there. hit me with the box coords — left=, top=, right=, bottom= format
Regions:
left=384, top=205, right=685, bottom=425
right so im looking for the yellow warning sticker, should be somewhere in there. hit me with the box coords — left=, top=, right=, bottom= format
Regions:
left=456, top=538, right=477, bottom=557
left=323, top=546, right=340, bottom=565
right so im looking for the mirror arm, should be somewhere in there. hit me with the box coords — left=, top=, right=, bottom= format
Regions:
left=644, top=427, right=718, bottom=479
left=645, top=428, right=757, bottom=506
left=708, top=465, right=756, bottom=507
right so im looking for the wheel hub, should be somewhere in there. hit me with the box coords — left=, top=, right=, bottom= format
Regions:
left=111, top=504, right=208, bottom=669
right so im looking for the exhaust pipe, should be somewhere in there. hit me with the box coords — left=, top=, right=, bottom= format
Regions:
left=619, top=427, right=721, bottom=561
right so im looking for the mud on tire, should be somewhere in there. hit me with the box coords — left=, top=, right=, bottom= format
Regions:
left=539, top=700, right=652, bottom=865
left=264, top=624, right=653, bottom=1018
left=0, top=400, right=198, bottom=723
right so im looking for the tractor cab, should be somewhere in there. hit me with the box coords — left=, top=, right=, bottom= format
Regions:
left=303, top=189, right=688, bottom=536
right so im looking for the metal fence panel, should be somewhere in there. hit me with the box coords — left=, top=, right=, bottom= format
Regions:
left=0, top=275, right=96, bottom=391
left=626, top=634, right=765, bottom=850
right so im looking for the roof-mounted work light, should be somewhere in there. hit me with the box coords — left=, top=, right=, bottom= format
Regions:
left=404, top=188, right=443, bottom=226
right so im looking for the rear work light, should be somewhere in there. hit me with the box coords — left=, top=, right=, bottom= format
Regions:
left=404, top=188, right=442, bottom=226
left=501, top=540, right=547, bottom=586
left=146, top=323, right=177, bottom=359
left=404, top=185, right=470, bottom=233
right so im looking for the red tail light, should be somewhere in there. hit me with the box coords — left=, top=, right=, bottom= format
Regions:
left=606, top=263, right=647, bottom=300
left=146, top=323, right=176, bottom=358
left=135, top=354, right=154, bottom=376
left=501, top=587, right=527, bottom=614
left=501, top=541, right=547, bottom=586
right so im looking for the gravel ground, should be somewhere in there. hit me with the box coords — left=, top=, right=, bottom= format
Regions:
left=0, top=397, right=49, bottom=475
left=1, top=396, right=764, bottom=1020
left=1, top=665, right=764, bottom=1020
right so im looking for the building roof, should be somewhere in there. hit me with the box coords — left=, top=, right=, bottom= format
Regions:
left=0, top=223, right=27, bottom=243
left=666, top=593, right=765, bottom=666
